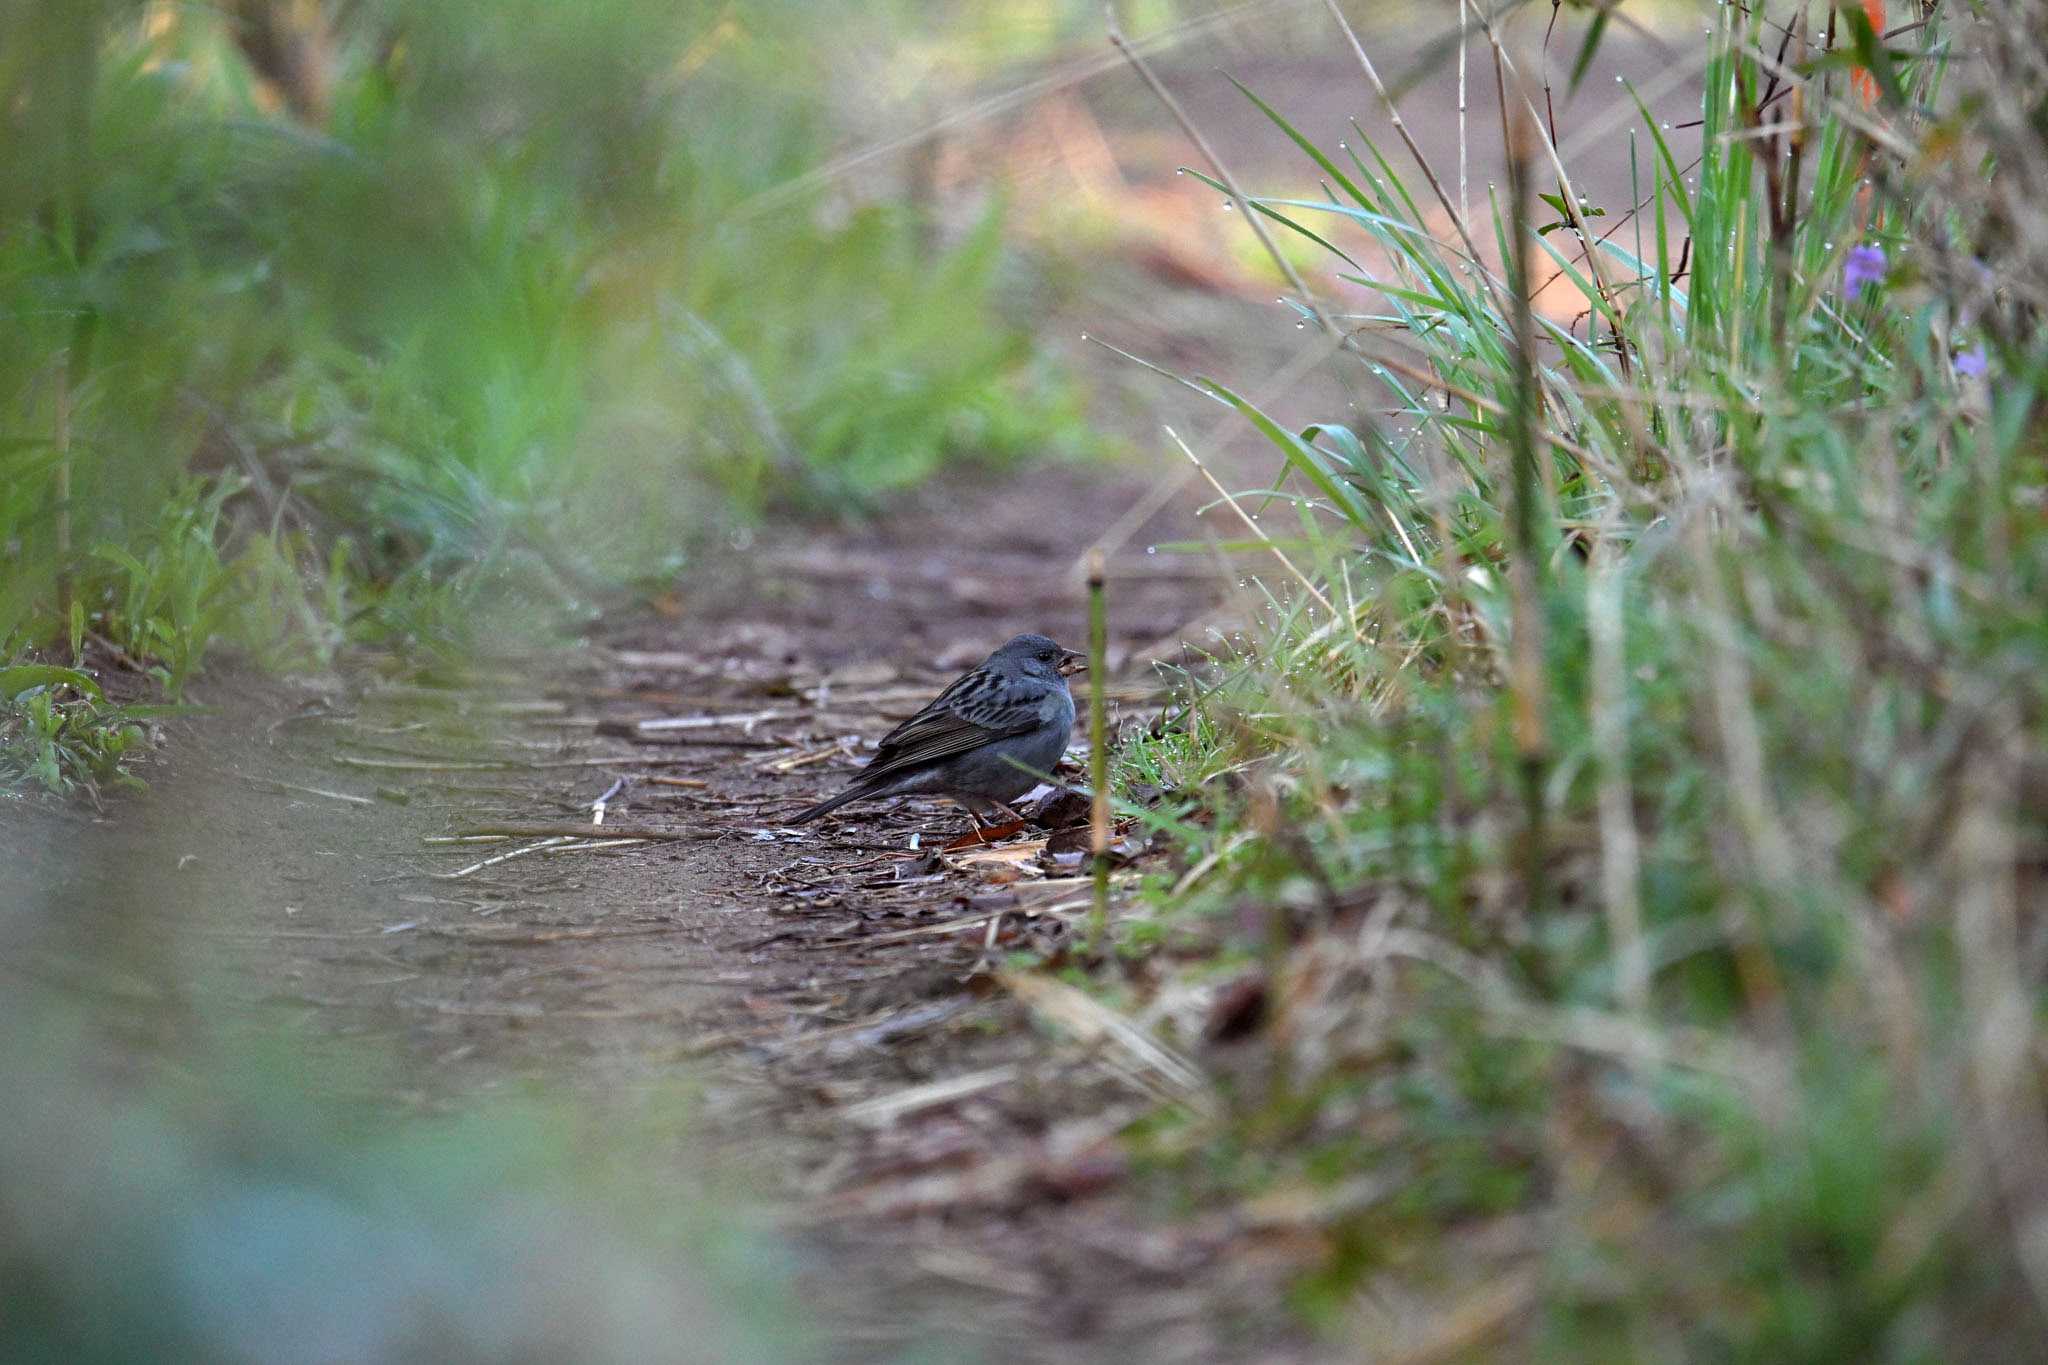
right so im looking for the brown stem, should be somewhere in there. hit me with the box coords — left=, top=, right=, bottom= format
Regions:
left=1505, top=86, right=1552, bottom=923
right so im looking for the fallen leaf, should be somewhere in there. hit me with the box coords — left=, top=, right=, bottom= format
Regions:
left=952, top=839, right=1049, bottom=867
left=941, top=820, right=1027, bottom=851
left=1045, top=826, right=1096, bottom=857
left=1030, top=790, right=1093, bottom=829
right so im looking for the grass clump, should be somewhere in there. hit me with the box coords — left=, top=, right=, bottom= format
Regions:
left=1108, top=2, right=2048, bottom=1355
left=0, top=664, right=148, bottom=801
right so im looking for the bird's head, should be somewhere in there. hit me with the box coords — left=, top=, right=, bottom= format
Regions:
left=993, top=633, right=1087, bottom=682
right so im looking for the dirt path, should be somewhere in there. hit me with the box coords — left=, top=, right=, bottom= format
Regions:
left=7, top=457, right=1338, bottom=1362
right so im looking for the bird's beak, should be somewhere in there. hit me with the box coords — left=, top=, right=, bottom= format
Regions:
left=1058, top=650, right=1088, bottom=677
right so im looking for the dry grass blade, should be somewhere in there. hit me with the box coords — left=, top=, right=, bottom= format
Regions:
left=1105, top=0, right=1329, bottom=330
left=635, top=708, right=806, bottom=732
left=1587, top=523, right=1647, bottom=1016
left=1363, top=927, right=1768, bottom=1089
left=757, top=740, right=855, bottom=773
left=838, top=912, right=1013, bottom=947
left=998, top=968, right=1214, bottom=1111
left=1320, top=0, right=1502, bottom=315
left=537, top=838, right=647, bottom=855
left=1952, top=699, right=2048, bottom=1317
left=1165, top=426, right=1354, bottom=638
left=1373, top=1265, right=1542, bottom=1365
left=431, top=837, right=573, bottom=880
left=250, top=777, right=375, bottom=807
left=432, top=822, right=722, bottom=842
left=335, top=753, right=712, bottom=771
left=839, top=1066, right=1019, bottom=1129
left=1076, top=330, right=1345, bottom=568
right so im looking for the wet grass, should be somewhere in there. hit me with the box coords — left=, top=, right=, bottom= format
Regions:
left=1102, top=1, right=2048, bottom=1355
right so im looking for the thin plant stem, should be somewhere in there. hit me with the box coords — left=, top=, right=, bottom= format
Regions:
left=1105, top=2, right=1332, bottom=331
left=1163, top=426, right=1360, bottom=644
left=1458, top=0, right=1470, bottom=226
left=1086, top=549, right=1112, bottom=946
left=54, top=353, right=74, bottom=656
left=1588, top=523, right=1647, bottom=1015
left=1504, top=83, right=1551, bottom=922
left=1322, top=0, right=1507, bottom=319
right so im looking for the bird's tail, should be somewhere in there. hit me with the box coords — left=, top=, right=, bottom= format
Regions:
left=787, top=783, right=868, bottom=824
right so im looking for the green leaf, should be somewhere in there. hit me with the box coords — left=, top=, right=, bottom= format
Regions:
left=1625, top=84, right=1695, bottom=234
left=1226, top=76, right=1375, bottom=212
left=1568, top=10, right=1610, bottom=95
left=0, top=664, right=103, bottom=702
left=1197, top=380, right=1373, bottom=535
left=1178, top=170, right=1365, bottom=271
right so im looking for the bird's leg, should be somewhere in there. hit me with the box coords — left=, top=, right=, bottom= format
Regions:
left=954, top=796, right=1014, bottom=844
left=956, top=797, right=1024, bottom=843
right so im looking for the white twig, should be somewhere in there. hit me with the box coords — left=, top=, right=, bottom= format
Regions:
left=591, top=775, right=626, bottom=825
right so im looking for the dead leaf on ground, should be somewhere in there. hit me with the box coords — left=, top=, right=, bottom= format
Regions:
left=950, top=838, right=1050, bottom=868
left=940, top=820, right=1027, bottom=851
left=1029, top=789, right=1093, bottom=829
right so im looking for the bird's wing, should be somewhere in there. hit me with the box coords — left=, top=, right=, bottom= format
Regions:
left=873, top=667, right=985, bottom=751
left=861, top=672, right=1050, bottom=782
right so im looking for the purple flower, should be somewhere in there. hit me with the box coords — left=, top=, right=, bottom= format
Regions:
left=1953, top=345, right=1988, bottom=378
left=1843, top=244, right=1887, bottom=299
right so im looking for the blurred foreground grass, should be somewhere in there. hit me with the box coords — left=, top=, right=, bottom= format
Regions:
left=0, top=0, right=1099, bottom=794
left=3, top=995, right=806, bottom=1363
left=1098, top=1, right=2048, bottom=1356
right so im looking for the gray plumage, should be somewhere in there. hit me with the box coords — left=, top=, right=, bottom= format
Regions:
left=790, top=633, right=1085, bottom=827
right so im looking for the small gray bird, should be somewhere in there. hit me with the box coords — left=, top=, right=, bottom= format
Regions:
left=791, top=633, right=1086, bottom=829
